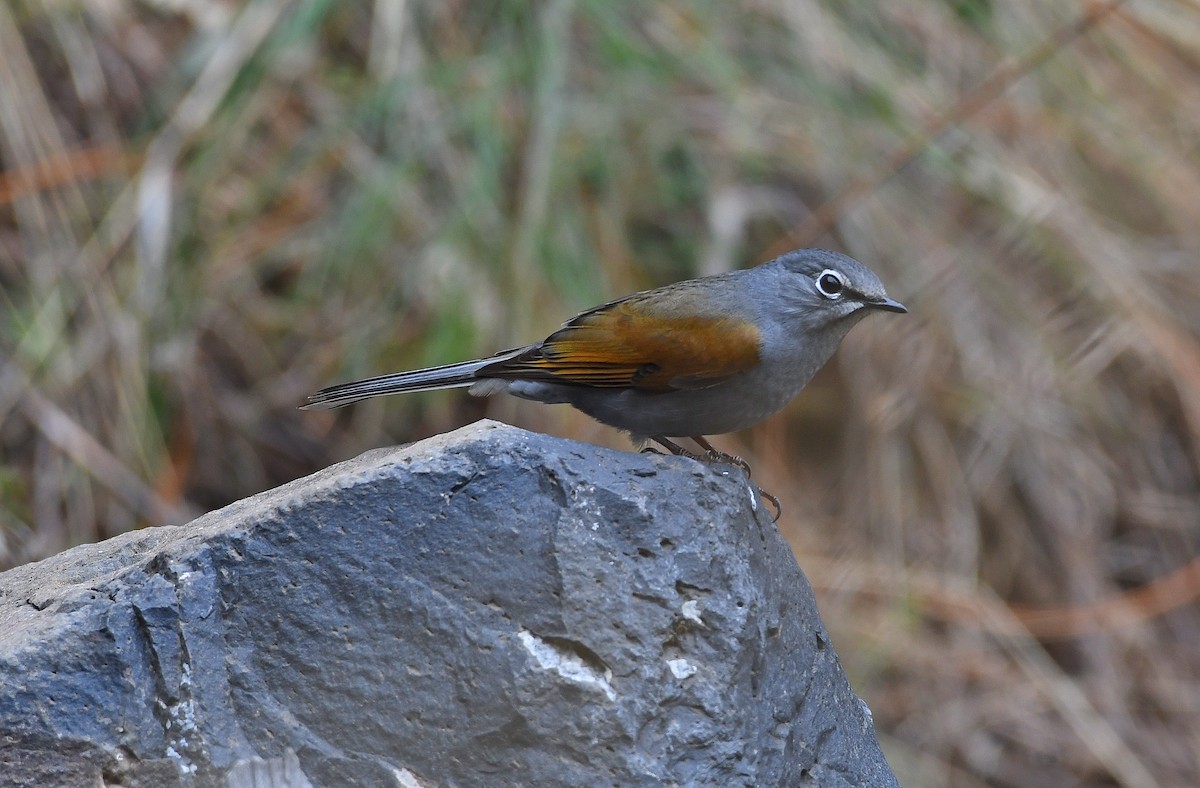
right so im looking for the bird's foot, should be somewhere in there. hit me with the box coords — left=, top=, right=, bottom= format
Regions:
left=652, top=436, right=782, bottom=521
left=688, top=436, right=753, bottom=478
left=649, top=437, right=698, bottom=459
left=701, top=450, right=753, bottom=478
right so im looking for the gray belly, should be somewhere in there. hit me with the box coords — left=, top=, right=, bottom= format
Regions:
left=507, top=368, right=809, bottom=439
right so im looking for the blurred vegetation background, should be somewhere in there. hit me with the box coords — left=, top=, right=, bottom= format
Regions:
left=2, top=0, right=1198, bottom=785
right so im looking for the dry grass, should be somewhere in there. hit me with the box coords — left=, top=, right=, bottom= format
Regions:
left=2, top=1, right=1198, bottom=785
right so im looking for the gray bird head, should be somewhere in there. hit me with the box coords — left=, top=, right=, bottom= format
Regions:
left=768, top=248, right=907, bottom=326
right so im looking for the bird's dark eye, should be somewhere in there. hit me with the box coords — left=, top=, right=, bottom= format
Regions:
left=816, top=270, right=845, bottom=299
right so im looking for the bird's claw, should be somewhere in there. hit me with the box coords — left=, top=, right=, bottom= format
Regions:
left=756, top=487, right=782, bottom=522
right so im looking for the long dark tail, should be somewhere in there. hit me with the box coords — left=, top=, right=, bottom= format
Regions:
left=302, top=348, right=524, bottom=410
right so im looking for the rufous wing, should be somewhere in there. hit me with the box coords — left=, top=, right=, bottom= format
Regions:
left=478, top=292, right=761, bottom=391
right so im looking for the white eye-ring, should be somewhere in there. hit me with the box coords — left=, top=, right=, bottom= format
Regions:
left=815, top=269, right=846, bottom=299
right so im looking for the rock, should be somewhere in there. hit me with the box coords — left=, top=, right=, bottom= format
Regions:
left=0, top=421, right=897, bottom=787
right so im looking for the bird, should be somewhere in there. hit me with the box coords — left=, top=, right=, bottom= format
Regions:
left=304, top=247, right=906, bottom=506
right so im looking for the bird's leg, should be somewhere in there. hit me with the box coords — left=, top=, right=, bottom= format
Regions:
left=688, top=436, right=782, bottom=521
left=690, top=436, right=752, bottom=478
left=649, top=436, right=750, bottom=470
left=647, top=436, right=692, bottom=458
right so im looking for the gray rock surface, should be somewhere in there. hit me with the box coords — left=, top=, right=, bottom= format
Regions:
left=0, top=420, right=897, bottom=787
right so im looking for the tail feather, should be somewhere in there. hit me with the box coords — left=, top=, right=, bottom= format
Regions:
left=302, top=348, right=524, bottom=410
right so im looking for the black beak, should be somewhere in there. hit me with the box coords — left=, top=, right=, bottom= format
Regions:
left=867, top=296, right=908, bottom=314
